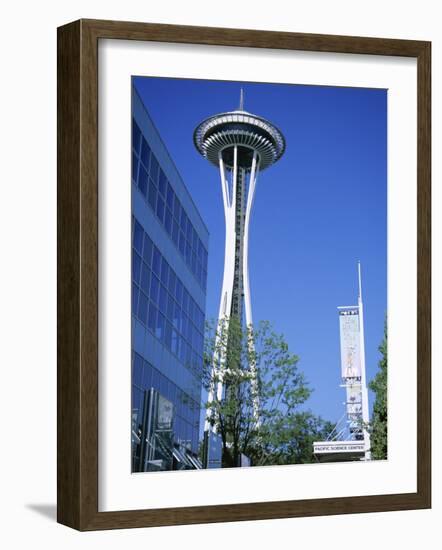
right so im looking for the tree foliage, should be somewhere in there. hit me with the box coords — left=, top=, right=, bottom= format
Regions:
left=369, top=319, right=388, bottom=459
left=203, top=317, right=333, bottom=467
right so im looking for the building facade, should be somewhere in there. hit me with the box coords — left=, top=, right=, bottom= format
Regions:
left=131, top=85, right=209, bottom=472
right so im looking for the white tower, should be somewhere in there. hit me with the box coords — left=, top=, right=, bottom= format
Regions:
left=313, top=263, right=371, bottom=461
left=194, top=90, right=285, bottom=430
left=336, top=262, right=371, bottom=460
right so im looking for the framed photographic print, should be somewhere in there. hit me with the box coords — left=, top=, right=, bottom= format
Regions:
left=57, top=19, right=431, bottom=530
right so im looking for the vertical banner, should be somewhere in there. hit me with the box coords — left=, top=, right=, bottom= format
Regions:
left=339, top=309, right=361, bottom=378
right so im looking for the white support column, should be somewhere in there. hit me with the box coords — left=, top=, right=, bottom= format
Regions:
left=205, top=147, right=238, bottom=432
left=243, top=151, right=260, bottom=423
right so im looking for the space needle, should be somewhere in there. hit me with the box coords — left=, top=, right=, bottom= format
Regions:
left=194, top=89, right=285, bottom=430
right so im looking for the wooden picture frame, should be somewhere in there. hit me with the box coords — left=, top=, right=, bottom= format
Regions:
left=57, top=18, right=431, bottom=531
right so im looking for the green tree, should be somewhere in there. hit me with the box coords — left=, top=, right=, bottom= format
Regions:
left=369, top=319, right=388, bottom=459
left=203, top=317, right=332, bottom=467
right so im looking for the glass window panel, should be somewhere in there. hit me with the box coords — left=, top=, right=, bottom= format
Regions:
left=137, top=291, right=148, bottom=324
left=152, top=368, right=160, bottom=391
left=132, top=283, right=139, bottom=314
left=192, top=430, right=198, bottom=453
left=166, top=182, right=174, bottom=210
left=196, top=262, right=202, bottom=287
left=132, top=151, right=139, bottom=183
left=166, top=294, right=174, bottom=321
left=179, top=337, right=186, bottom=363
left=178, top=231, right=185, bottom=255
left=180, top=311, right=186, bottom=336
left=147, top=303, right=157, bottom=332
left=183, top=420, right=191, bottom=446
left=173, top=301, right=180, bottom=329
left=138, top=164, right=148, bottom=197
left=197, top=238, right=203, bottom=260
left=133, top=221, right=143, bottom=254
left=186, top=316, right=192, bottom=342
left=187, top=297, right=194, bottom=323
left=132, top=120, right=141, bottom=153
left=148, top=180, right=157, bottom=211
left=169, top=383, right=177, bottom=409
left=160, top=375, right=168, bottom=398
left=160, top=258, right=169, bottom=287
left=164, top=207, right=172, bottom=235
left=180, top=209, right=187, bottom=232
left=140, top=137, right=151, bottom=169
left=191, top=251, right=197, bottom=273
left=165, top=321, right=172, bottom=349
left=133, top=353, right=143, bottom=387
left=149, top=274, right=160, bottom=304
left=175, top=390, right=182, bottom=419
left=168, top=270, right=176, bottom=297
left=175, top=417, right=182, bottom=440
left=184, top=241, right=191, bottom=263
left=152, top=247, right=161, bottom=276
left=142, top=235, right=153, bottom=266
left=140, top=263, right=151, bottom=295
left=150, top=154, right=159, bottom=184
left=156, top=195, right=165, bottom=223
left=185, top=343, right=192, bottom=367
left=182, top=289, right=189, bottom=315
left=143, top=361, right=153, bottom=389
left=156, top=312, right=165, bottom=341
left=192, top=227, right=198, bottom=251
left=173, top=196, right=181, bottom=220
left=192, top=350, right=198, bottom=372
left=175, top=333, right=182, bottom=359
left=132, top=387, right=142, bottom=424
left=132, top=252, right=142, bottom=284
left=172, top=220, right=179, bottom=246
left=158, top=169, right=167, bottom=197
left=164, top=379, right=172, bottom=403
left=175, top=278, right=183, bottom=303
left=186, top=218, right=192, bottom=242
left=159, top=284, right=167, bottom=314
left=171, top=329, right=179, bottom=355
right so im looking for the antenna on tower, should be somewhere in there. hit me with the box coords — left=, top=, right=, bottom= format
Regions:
left=239, top=87, right=244, bottom=111
left=358, top=261, right=363, bottom=302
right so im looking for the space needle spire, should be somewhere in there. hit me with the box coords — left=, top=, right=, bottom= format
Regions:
left=239, top=87, right=244, bottom=111
left=194, top=89, right=285, bottom=432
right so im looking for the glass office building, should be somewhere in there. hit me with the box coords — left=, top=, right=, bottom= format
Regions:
left=131, top=84, right=209, bottom=472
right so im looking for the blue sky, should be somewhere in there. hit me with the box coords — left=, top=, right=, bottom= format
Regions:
left=133, top=76, right=387, bottom=424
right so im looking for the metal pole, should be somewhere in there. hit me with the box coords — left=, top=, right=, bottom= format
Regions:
left=358, top=262, right=371, bottom=459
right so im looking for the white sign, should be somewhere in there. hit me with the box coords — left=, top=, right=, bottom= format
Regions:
left=313, top=441, right=365, bottom=454
left=339, top=310, right=361, bottom=378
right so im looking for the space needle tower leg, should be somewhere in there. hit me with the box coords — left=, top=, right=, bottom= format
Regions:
left=243, top=151, right=261, bottom=424
left=203, top=147, right=238, bottom=432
